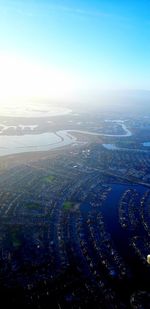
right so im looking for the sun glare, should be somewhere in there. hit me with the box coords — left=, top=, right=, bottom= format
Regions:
left=0, top=54, right=75, bottom=105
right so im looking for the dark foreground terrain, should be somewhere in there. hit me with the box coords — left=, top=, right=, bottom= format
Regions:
left=0, top=139, right=150, bottom=309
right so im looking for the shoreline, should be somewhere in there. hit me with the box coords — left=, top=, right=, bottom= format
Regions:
left=0, top=122, right=132, bottom=158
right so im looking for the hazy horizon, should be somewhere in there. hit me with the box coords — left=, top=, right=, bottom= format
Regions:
left=1, top=3, right=150, bottom=307
left=0, top=0, right=150, bottom=106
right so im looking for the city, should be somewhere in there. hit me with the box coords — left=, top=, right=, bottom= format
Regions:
left=0, top=109, right=150, bottom=308
left=0, top=0, right=150, bottom=308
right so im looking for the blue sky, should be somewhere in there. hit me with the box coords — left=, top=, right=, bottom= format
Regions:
left=0, top=0, right=150, bottom=101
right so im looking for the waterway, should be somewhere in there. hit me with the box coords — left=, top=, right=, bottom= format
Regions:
left=0, top=131, right=77, bottom=156
left=0, top=122, right=132, bottom=157
left=143, top=142, right=150, bottom=147
left=101, top=183, right=149, bottom=293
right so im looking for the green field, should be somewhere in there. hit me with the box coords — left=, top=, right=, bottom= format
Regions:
left=44, top=175, right=55, bottom=183
left=25, top=203, right=41, bottom=210
left=10, top=228, right=21, bottom=248
left=63, top=201, right=74, bottom=211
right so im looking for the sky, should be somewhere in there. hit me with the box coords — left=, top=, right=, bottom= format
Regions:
left=0, top=0, right=150, bottom=103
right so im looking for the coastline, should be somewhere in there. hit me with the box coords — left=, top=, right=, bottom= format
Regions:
left=0, top=122, right=132, bottom=157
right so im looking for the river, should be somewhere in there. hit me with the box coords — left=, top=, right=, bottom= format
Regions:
left=0, top=122, right=132, bottom=157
